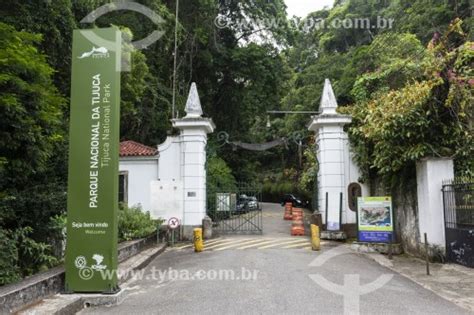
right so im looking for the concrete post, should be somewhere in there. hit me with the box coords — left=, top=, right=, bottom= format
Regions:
left=172, top=83, right=215, bottom=239
left=202, top=215, right=213, bottom=239
left=308, top=79, right=352, bottom=231
left=416, top=158, right=454, bottom=249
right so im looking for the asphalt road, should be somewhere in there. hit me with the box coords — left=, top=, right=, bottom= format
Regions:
left=81, top=203, right=469, bottom=315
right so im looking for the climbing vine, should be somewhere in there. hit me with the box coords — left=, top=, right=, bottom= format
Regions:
left=345, top=19, right=474, bottom=181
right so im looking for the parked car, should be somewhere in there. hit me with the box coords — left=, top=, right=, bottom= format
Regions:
left=280, top=194, right=309, bottom=208
left=247, top=196, right=260, bottom=210
left=236, top=194, right=249, bottom=213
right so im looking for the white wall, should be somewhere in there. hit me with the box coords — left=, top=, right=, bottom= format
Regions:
left=119, top=158, right=159, bottom=212
left=312, top=119, right=368, bottom=228
left=316, top=124, right=346, bottom=230
left=157, top=136, right=181, bottom=181
left=180, top=128, right=208, bottom=226
left=343, top=138, right=369, bottom=224
left=150, top=179, right=183, bottom=222
left=416, top=158, right=454, bottom=247
left=138, top=119, right=213, bottom=227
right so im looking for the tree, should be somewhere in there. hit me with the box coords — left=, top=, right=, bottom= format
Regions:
left=0, top=23, right=65, bottom=191
left=346, top=20, right=473, bottom=179
left=119, top=28, right=171, bottom=145
left=0, top=0, right=77, bottom=95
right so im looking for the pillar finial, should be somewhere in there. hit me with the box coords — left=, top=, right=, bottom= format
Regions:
left=185, top=82, right=203, bottom=118
left=320, top=79, right=338, bottom=114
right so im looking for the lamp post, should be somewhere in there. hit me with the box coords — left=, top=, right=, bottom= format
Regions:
left=172, top=0, right=179, bottom=119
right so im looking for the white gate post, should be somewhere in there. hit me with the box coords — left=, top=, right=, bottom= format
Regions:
left=173, top=83, right=215, bottom=238
left=416, top=158, right=454, bottom=249
left=308, top=79, right=352, bottom=231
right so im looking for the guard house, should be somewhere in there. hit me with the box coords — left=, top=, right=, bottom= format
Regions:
left=119, top=83, right=215, bottom=237
left=308, top=79, right=368, bottom=233
left=119, top=140, right=159, bottom=211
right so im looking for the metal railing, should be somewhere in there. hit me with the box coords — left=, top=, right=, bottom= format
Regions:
left=443, top=178, right=474, bottom=229
left=442, top=178, right=474, bottom=268
left=207, top=182, right=263, bottom=234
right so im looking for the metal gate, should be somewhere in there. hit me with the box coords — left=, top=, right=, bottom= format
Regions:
left=442, top=179, right=474, bottom=268
left=207, top=182, right=262, bottom=234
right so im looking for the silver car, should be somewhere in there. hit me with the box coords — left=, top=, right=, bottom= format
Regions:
left=247, top=196, right=260, bottom=210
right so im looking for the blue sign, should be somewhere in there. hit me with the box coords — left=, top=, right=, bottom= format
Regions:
left=357, top=197, right=394, bottom=243
left=358, top=231, right=392, bottom=243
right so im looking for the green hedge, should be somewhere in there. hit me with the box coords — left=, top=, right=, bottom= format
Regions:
left=118, top=204, right=163, bottom=242
left=0, top=227, right=58, bottom=286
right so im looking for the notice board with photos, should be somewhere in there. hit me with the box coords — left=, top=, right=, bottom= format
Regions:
left=357, top=197, right=394, bottom=243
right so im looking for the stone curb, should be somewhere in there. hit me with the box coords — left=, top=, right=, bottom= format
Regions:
left=351, top=241, right=403, bottom=255
left=360, top=251, right=474, bottom=313
left=17, top=243, right=167, bottom=315
left=0, top=235, right=158, bottom=314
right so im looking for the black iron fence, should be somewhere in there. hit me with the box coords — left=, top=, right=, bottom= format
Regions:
left=442, top=178, right=474, bottom=268
left=207, top=182, right=263, bottom=234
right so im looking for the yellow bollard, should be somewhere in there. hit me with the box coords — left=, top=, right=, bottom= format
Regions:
left=193, top=228, right=204, bottom=252
left=311, top=224, right=320, bottom=251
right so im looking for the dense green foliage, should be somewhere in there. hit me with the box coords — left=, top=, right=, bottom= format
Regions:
left=206, top=155, right=237, bottom=220
left=0, top=23, right=65, bottom=188
left=118, top=204, right=162, bottom=242
left=0, top=0, right=472, bottom=284
left=283, top=0, right=473, bottom=190
left=347, top=25, right=473, bottom=179
left=0, top=227, right=58, bottom=285
left=207, top=156, right=237, bottom=192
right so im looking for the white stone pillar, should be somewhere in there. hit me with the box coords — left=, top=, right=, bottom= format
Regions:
left=416, top=158, right=454, bottom=248
left=173, top=83, right=215, bottom=233
left=309, top=79, right=352, bottom=231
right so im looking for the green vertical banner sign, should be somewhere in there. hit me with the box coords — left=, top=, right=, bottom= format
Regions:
left=66, top=28, right=121, bottom=293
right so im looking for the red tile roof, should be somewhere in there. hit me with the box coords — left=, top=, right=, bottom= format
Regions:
left=120, top=140, right=158, bottom=157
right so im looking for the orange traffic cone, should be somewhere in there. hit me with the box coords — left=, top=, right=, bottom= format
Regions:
left=291, top=208, right=305, bottom=236
left=291, top=225, right=305, bottom=236
left=284, top=202, right=293, bottom=220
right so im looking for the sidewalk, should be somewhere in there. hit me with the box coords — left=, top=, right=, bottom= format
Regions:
left=365, top=252, right=474, bottom=312
left=18, top=243, right=167, bottom=315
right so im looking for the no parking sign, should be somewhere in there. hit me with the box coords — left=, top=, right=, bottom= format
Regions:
left=168, top=217, right=180, bottom=230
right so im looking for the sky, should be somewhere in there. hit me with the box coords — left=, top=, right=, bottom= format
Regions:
left=284, top=0, right=334, bottom=17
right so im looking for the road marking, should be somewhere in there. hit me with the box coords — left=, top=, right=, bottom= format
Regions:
left=258, top=238, right=309, bottom=249
left=282, top=241, right=312, bottom=249
left=205, top=238, right=252, bottom=250
left=174, top=238, right=225, bottom=249
left=203, top=238, right=225, bottom=246
left=212, top=238, right=271, bottom=251
left=173, top=238, right=225, bottom=250
left=204, top=239, right=244, bottom=249
left=237, top=239, right=292, bottom=249
left=173, top=237, right=325, bottom=251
